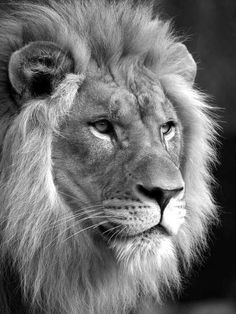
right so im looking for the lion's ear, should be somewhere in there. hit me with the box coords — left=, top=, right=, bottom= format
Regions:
left=8, top=41, right=74, bottom=101
left=174, top=43, right=197, bottom=85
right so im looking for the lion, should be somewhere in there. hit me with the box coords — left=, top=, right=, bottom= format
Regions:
left=0, top=1, right=218, bottom=314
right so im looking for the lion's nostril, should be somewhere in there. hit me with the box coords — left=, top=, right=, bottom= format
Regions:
left=136, top=184, right=183, bottom=212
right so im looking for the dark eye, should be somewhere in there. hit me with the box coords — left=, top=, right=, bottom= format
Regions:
left=160, top=121, right=175, bottom=137
left=91, top=119, right=114, bottom=134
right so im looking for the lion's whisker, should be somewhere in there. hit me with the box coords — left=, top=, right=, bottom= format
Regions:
left=58, top=191, right=102, bottom=205
left=63, top=220, right=108, bottom=243
left=49, top=207, right=102, bottom=225
left=102, top=224, right=121, bottom=236
left=45, top=212, right=119, bottom=248
left=0, top=206, right=102, bottom=226
left=47, top=213, right=115, bottom=232
left=108, top=225, right=127, bottom=245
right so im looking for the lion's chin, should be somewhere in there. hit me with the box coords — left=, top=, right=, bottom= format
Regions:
left=108, top=234, right=180, bottom=297
left=103, top=227, right=174, bottom=266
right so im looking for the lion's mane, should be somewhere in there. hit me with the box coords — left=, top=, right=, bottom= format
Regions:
left=0, top=1, right=218, bottom=313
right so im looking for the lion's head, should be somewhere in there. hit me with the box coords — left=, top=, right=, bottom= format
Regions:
left=0, top=1, right=217, bottom=314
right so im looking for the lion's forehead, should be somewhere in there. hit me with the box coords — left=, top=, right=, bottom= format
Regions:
left=78, top=76, right=176, bottom=125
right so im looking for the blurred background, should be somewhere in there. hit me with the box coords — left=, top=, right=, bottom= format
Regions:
left=158, top=0, right=236, bottom=313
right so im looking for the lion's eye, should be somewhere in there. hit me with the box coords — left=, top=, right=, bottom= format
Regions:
left=91, top=120, right=114, bottom=134
left=160, top=122, right=175, bottom=140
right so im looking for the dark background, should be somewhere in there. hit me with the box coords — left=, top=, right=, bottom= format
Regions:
left=159, top=0, right=236, bottom=313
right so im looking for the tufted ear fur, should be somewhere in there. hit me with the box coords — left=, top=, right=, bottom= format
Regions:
left=8, top=41, right=74, bottom=102
left=174, top=43, right=197, bottom=85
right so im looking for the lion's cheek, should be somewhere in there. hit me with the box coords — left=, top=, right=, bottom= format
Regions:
left=161, top=199, right=186, bottom=235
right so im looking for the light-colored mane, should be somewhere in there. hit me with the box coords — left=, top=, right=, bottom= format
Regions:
left=0, top=1, right=218, bottom=314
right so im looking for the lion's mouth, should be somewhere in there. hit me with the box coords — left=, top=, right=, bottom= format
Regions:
left=98, top=222, right=169, bottom=242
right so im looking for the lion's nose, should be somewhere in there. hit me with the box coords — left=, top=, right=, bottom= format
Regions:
left=136, top=184, right=184, bottom=212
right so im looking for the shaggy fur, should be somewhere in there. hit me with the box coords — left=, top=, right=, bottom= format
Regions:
left=0, top=1, right=218, bottom=314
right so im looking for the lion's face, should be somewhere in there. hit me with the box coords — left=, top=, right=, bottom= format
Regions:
left=53, top=69, right=186, bottom=262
